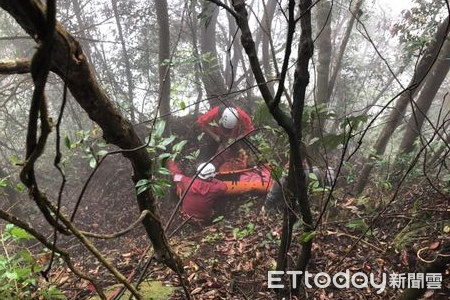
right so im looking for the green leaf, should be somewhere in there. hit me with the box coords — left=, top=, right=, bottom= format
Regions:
left=299, top=231, right=316, bottom=243
left=197, top=132, right=205, bottom=141
left=7, top=226, right=34, bottom=240
left=158, top=153, right=172, bottom=166
left=89, top=157, right=97, bottom=169
left=156, top=144, right=167, bottom=151
left=15, top=267, right=33, bottom=278
left=5, top=271, right=19, bottom=280
left=154, top=120, right=166, bottom=138
left=161, top=135, right=176, bottom=147
left=137, top=185, right=149, bottom=195
left=270, top=165, right=283, bottom=181
left=42, top=286, right=66, bottom=299
left=136, top=179, right=150, bottom=187
left=19, top=250, right=33, bottom=264
left=157, top=167, right=170, bottom=176
left=136, top=179, right=150, bottom=195
left=96, top=150, right=108, bottom=157
left=155, top=178, right=171, bottom=187
left=151, top=184, right=166, bottom=197
left=346, top=219, right=368, bottom=232
left=232, top=228, right=239, bottom=239
left=9, top=155, right=20, bottom=165
left=173, top=140, right=187, bottom=153
left=308, top=137, right=320, bottom=146
left=0, top=176, right=8, bottom=188
left=186, top=150, right=200, bottom=160
left=308, top=172, right=318, bottom=181
left=64, top=135, right=71, bottom=149
left=16, top=182, right=25, bottom=193
left=212, top=216, right=224, bottom=223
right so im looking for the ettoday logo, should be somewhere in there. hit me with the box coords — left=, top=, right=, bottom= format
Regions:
left=268, top=270, right=387, bottom=294
left=268, top=270, right=443, bottom=294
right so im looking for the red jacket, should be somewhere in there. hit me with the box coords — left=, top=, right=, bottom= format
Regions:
left=167, top=161, right=228, bottom=220
left=197, top=106, right=254, bottom=140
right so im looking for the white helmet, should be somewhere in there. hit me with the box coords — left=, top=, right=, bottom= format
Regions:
left=197, top=162, right=216, bottom=180
left=220, top=107, right=239, bottom=129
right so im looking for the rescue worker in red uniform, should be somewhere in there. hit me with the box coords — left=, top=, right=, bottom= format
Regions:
left=197, top=105, right=254, bottom=168
left=167, top=161, right=228, bottom=222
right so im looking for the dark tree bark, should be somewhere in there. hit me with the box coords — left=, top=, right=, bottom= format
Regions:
left=155, top=0, right=171, bottom=128
left=311, top=0, right=332, bottom=156
left=71, top=0, right=94, bottom=65
left=230, top=1, right=313, bottom=296
left=200, top=1, right=227, bottom=101
left=355, top=16, right=450, bottom=195
left=261, top=0, right=277, bottom=96
left=187, top=5, right=203, bottom=114
left=428, top=128, right=450, bottom=166
left=224, top=6, right=252, bottom=100
left=111, top=0, right=136, bottom=123
left=72, top=1, right=127, bottom=117
left=224, top=11, right=239, bottom=90
left=327, top=0, right=363, bottom=100
left=292, top=0, right=314, bottom=285
left=398, top=38, right=450, bottom=154
left=0, top=59, right=30, bottom=73
left=314, top=0, right=331, bottom=107
left=0, top=0, right=181, bottom=272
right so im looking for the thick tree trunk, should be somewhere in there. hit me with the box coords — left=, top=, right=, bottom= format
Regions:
left=292, top=0, right=314, bottom=291
left=311, top=0, right=332, bottom=156
left=314, top=0, right=331, bottom=107
left=429, top=122, right=450, bottom=165
left=327, top=0, right=363, bottom=100
left=224, top=11, right=240, bottom=91
left=231, top=1, right=313, bottom=297
left=261, top=0, right=277, bottom=96
left=398, top=38, right=450, bottom=154
left=71, top=0, right=94, bottom=65
left=0, top=59, right=30, bottom=73
left=0, top=0, right=181, bottom=272
left=155, top=0, right=171, bottom=128
left=355, top=16, right=450, bottom=195
left=187, top=6, right=203, bottom=114
left=111, top=0, right=136, bottom=123
left=200, top=1, right=227, bottom=101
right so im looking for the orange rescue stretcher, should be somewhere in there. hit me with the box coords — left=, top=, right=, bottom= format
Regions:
left=216, top=165, right=273, bottom=195
left=174, top=156, right=274, bottom=197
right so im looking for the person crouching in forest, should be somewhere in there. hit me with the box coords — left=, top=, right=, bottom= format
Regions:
left=197, top=105, right=254, bottom=168
left=167, top=160, right=228, bottom=223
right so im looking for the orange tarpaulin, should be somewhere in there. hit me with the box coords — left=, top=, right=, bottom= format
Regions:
left=220, top=164, right=273, bottom=195
left=224, top=180, right=272, bottom=194
left=175, top=165, right=274, bottom=197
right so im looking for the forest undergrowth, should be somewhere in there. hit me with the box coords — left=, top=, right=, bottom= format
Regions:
left=40, top=176, right=448, bottom=300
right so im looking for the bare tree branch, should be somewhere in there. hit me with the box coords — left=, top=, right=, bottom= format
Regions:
left=0, top=59, right=31, bottom=74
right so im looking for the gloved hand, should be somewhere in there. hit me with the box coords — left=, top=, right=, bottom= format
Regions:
left=173, top=174, right=183, bottom=182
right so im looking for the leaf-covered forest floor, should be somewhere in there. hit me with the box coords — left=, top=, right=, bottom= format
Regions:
left=45, top=167, right=448, bottom=300
left=16, top=116, right=448, bottom=299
